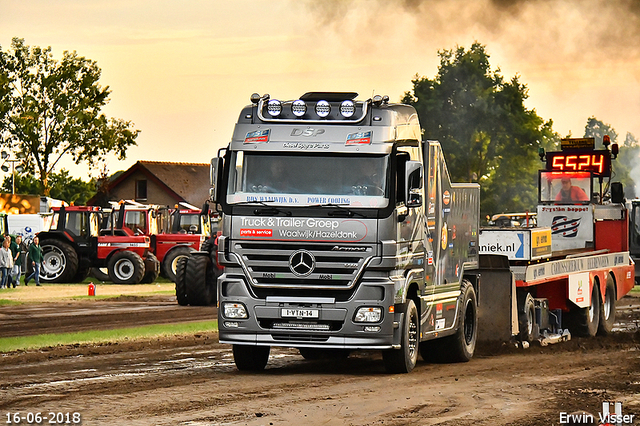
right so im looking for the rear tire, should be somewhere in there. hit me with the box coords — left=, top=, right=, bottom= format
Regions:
left=185, top=254, right=216, bottom=306
left=519, top=294, right=536, bottom=342
left=597, top=276, right=616, bottom=335
left=90, top=267, right=111, bottom=282
left=141, top=253, right=160, bottom=283
left=163, top=246, right=192, bottom=283
left=383, top=299, right=419, bottom=373
left=233, top=345, right=270, bottom=371
left=39, top=239, right=79, bottom=283
left=567, top=281, right=600, bottom=337
left=108, top=251, right=145, bottom=284
left=175, top=256, right=189, bottom=306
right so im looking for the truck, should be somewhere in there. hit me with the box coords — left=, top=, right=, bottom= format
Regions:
left=185, top=91, right=483, bottom=373
left=479, top=136, right=636, bottom=343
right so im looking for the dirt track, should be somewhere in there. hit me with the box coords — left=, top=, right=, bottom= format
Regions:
left=1, top=294, right=640, bottom=425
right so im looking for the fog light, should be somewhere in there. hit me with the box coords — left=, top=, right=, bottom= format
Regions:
left=223, top=302, right=248, bottom=319
left=354, top=307, right=382, bottom=323
left=364, top=326, right=381, bottom=332
left=224, top=321, right=239, bottom=328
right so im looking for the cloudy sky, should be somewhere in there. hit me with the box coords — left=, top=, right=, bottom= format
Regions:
left=1, top=0, right=639, bottom=180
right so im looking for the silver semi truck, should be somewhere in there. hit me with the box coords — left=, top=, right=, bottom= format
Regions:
left=202, top=92, right=482, bottom=373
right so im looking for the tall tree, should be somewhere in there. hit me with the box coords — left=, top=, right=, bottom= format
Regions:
left=403, top=42, right=558, bottom=216
left=0, top=37, right=139, bottom=196
left=1, top=169, right=96, bottom=205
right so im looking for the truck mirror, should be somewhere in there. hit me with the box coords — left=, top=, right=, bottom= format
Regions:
left=210, top=158, right=223, bottom=203
left=407, top=191, right=422, bottom=208
left=404, top=161, right=423, bottom=203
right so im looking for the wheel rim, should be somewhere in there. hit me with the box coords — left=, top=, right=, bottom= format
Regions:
left=526, top=305, right=534, bottom=336
left=42, top=245, right=66, bottom=280
left=408, top=310, right=418, bottom=359
left=603, top=288, right=612, bottom=320
left=113, top=258, right=135, bottom=281
left=171, top=254, right=188, bottom=276
left=464, top=299, right=476, bottom=345
left=589, top=289, right=597, bottom=322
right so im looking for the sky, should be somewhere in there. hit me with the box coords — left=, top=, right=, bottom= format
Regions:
left=1, top=0, right=639, bottom=183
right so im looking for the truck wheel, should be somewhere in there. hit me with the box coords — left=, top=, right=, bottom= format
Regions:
left=141, top=253, right=160, bottom=283
left=163, top=246, right=192, bottom=283
left=39, top=239, right=79, bottom=283
left=175, top=256, right=189, bottom=306
left=232, top=345, right=270, bottom=371
left=91, top=267, right=111, bottom=282
left=519, top=294, right=536, bottom=343
left=568, top=282, right=600, bottom=337
left=108, top=251, right=145, bottom=284
left=383, top=299, right=419, bottom=373
left=597, top=276, right=616, bottom=335
left=427, top=280, right=477, bottom=363
left=185, top=254, right=216, bottom=306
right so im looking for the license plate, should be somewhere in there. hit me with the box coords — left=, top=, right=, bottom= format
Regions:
left=281, top=308, right=319, bottom=319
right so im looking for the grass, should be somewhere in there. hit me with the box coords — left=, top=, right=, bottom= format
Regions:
left=0, top=320, right=218, bottom=353
left=0, top=282, right=177, bottom=303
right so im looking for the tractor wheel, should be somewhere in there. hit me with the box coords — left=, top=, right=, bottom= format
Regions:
left=108, top=251, right=145, bottom=284
left=71, top=265, right=91, bottom=283
left=383, top=299, right=419, bottom=373
left=90, top=267, right=111, bottom=282
left=39, top=239, right=79, bottom=283
left=232, top=345, right=270, bottom=371
left=597, top=275, right=616, bottom=335
left=175, top=256, right=189, bottom=306
left=185, top=254, right=216, bottom=306
left=163, top=246, right=193, bottom=283
left=141, top=253, right=160, bottom=283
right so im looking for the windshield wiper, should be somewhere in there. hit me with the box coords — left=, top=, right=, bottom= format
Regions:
left=310, top=203, right=366, bottom=218
left=232, top=200, right=292, bottom=216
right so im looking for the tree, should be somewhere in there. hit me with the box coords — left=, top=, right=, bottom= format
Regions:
left=402, top=42, right=558, bottom=216
left=0, top=37, right=139, bottom=196
left=584, top=116, right=618, bottom=144
left=1, top=168, right=96, bottom=205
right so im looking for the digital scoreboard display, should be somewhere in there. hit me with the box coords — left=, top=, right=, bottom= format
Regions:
left=545, top=150, right=611, bottom=177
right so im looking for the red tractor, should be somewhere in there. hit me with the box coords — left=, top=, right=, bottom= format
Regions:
left=35, top=205, right=160, bottom=284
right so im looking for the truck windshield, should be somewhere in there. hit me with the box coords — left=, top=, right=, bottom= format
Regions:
left=226, top=152, right=389, bottom=207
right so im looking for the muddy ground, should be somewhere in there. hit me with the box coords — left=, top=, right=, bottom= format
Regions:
left=1, top=294, right=639, bottom=426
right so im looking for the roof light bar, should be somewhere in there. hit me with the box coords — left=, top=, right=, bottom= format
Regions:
left=267, top=99, right=282, bottom=117
left=340, top=100, right=355, bottom=118
left=315, top=100, right=331, bottom=118
left=291, top=99, right=307, bottom=117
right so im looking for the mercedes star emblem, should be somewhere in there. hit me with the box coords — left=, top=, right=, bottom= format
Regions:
left=289, top=250, right=316, bottom=276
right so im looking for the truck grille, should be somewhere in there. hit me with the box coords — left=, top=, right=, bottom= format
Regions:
left=233, top=241, right=374, bottom=290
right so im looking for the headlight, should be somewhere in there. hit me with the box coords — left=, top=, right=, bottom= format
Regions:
left=223, top=302, right=248, bottom=319
left=354, top=307, right=382, bottom=323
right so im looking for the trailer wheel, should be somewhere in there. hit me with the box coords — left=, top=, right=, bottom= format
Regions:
left=383, top=299, right=419, bottom=373
left=39, top=239, right=79, bottom=283
left=568, top=281, right=600, bottom=337
left=163, top=246, right=193, bottom=283
left=597, top=276, right=616, bottom=335
left=141, top=253, right=160, bottom=283
left=232, top=344, right=270, bottom=371
left=174, top=256, right=189, bottom=306
left=519, top=294, right=536, bottom=343
left=108, top=251, right=145, bottom=284
left=185, top=254, right=216, bottom=306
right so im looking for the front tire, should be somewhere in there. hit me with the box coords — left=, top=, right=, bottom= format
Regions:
left=108, top=251, right=145, bottom=284
left=141, top=253, right=160, bottom=283
left=233, top=345, right=270, bottom=371
left=185, top=254, right=216, bottom=306
left=383, top=299, right=419, bottom=373
left=39, top=239, right=79, bottom=283
left=163, top=246, right=193, bottom=283
left=519, top=293, right=536, bottom=343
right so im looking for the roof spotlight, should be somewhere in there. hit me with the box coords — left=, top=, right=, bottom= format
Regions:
left=340, top=100, right=355, bottom=118
left=267, top=99, right=282, bottom=117
left=315, top=100, right=331, bottom=118
left=291, top=99, right=307, bottom=117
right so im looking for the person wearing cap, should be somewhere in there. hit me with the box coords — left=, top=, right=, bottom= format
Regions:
left=555, top=177, right=589, bottom=202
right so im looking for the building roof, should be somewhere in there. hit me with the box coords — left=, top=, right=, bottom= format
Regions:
left=88, top=160, right=211, bottom=206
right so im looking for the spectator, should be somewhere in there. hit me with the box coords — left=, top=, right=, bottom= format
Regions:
left=10, top=235, right=24, bottom=287
left=0, top=238, right=14, bottom=289
left=25, top=236, right=43, bottom=287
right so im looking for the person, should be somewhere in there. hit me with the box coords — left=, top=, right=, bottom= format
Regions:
left=555, top=177, right=589, bottom=202
left=10, top=235, right=24, bottom=287
left=0, top=238, right=14, bottom=289
left=25, top=235, right=43, bottom=287
left=3, top=235, right=14, bottom=287
left=352, top=159, right=384, bottom=196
